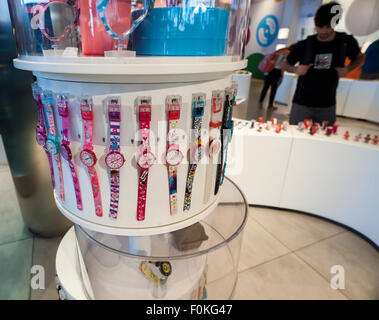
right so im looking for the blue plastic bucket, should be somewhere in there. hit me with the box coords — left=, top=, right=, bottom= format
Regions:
left=130, top=7, right=230, bottom=56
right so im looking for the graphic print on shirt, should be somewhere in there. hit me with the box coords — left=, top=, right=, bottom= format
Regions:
left=314, top=53, right=333, bottom=69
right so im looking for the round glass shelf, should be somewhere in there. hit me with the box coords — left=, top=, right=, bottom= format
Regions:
left=57, top=177, right=248, bottom=300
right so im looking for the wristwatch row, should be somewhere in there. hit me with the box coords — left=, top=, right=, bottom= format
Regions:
left=32, top=83, right=237, bottom=222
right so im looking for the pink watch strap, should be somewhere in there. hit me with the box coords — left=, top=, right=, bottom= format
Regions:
left=88, top=166, right=103, bottom=217
left=68, top=159, right=82, bottom=210
left=137, top=102, right=152, bottom=221
left=109, top=170, right=120, bottom=219
left=80, top=98, right=103, bottom=217
left=83, top=118, right=93, bottom=149
left=137, top=168, right=149, bottom=221
left=54, top=154, right=65, bottom=201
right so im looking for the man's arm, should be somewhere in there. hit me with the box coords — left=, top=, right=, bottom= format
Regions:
left=281, top=40, right=313, bottom=76
left=336, top=35, right=366, bottom=78
left=281, top=59, right=313, bottom=76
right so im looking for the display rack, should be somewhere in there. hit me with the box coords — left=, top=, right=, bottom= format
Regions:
left=8, top=0, right=250, bottom=300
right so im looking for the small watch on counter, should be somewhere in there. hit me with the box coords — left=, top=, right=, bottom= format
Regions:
left=354, top=133, right=362, bottom=142
left=364, top=134, right=371, bottom=143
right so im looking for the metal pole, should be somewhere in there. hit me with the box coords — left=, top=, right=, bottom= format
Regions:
left=0, top=1, right=72, bottom=237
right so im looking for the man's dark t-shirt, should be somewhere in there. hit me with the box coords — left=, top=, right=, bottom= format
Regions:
left=287, top=32, right=360, bottom=108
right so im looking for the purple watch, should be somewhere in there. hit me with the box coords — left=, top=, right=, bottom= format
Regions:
left=105, top=97, right=125, bottom=219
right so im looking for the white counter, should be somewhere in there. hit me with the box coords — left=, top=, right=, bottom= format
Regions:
left=227, top=120, right=379, bottom=246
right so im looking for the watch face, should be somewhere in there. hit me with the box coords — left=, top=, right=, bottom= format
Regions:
left=36, top=131, right=47, bottom=147
left=167, top=129, right=180, bottom=143
left=105, top=151, right=125, bottom=170
left=60, top=144, right=72, bottom=161
left=192, top=145, right=205, bottom=163
left=46, top=139, right=59, bottom=155
left=137, top=151, right=155, bottom=169
left=209, top=139, right=221, bottom=156
left=166, top=148, right=183, bottom=166
left=80, top=149, right=97, bottom=167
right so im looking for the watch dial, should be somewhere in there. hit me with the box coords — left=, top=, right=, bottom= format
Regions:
left=209, top=139, right=221, bottom=156
left=137, top=151, right=155, bottom=169
left=166, top=149, right=183, bottom=166
left=80, top=150, right=96, bottom=167
left=105, top=152, right=125, bottom=170
left=46, top=140, right=58, bottom=155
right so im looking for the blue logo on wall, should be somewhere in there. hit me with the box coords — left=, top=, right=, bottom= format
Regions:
left=256, top=15, right=279, bottom=47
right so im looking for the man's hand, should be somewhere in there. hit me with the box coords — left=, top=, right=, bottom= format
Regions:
left=335, top=67, right=349, bottom=78
left=296, top=64, right=313, bottom=76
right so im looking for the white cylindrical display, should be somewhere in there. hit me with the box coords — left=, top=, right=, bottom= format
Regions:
left=35, top=75, right=237, bottom=235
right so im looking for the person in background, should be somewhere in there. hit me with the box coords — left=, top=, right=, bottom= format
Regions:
left=361, top=39, right=379, bottom=80
left=259, top=47, right=291, bottom=110
left=281, top=1, right=365, bottom=125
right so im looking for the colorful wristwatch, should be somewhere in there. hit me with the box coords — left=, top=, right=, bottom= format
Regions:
left=214, top=87, right=234, bottom=195
left=57, top=94, right=83, bottom=211
left=203, top=91, right=224, bottom=204
left=32, top=83, right=56, bottom=190
left=136, top=97, right=155, bottom=221
left=166, top=96, right=183, bottom=216
left=79, top=97, right=103, bottom=217
left=220, top=86, right=237, bottom=186
left=183, top=93, right=206, bottom=212
left=41, top=91, right=65, bottom=202
left=105, top=97, right=125, bottom=220
left=139, top=261, right=172, bottom=286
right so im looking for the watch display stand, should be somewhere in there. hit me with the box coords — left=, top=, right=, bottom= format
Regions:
left=55, top=177, right=248, bottom=300
left=7, top=0, right=251, bottom=300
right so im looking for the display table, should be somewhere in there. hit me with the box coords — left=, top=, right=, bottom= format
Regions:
left=227, top=120, right=379, bottom=246
left=274, top=73, right=379, bottom=124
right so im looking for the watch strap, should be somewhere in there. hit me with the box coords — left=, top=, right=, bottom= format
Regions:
left=137, top=98, right=152, bottom=221
left=220, top=89, right=236, bottom=186
left=83, top=117, right=93, bottom=149
left=183, top=163, right=197, bottom=212
left=107, top=98, right=122, bottom=219
left=68, top=159, right=83, bottom=211
left=214, top=90, right=232, bottom=195
left=88, top=166, right=103, bottom=217
left=168, top=166, right=178, bottom=215
left=137, top=168, right=149, bottom=221
left=54, top=154, right=65, bottom=202
left=45, top=150, right=55, bottom=189
left=109, top=170, right=120, bottom=219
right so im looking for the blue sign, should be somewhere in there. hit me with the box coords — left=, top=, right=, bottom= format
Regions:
left=256, top=15, right=279, bottom=47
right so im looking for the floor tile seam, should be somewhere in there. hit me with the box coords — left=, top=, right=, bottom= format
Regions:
left=237, top=252, right=293, bottom=275
left=0, top=235, right=34, bottom=248
left=292, top=249, right=351, bottom=300
left=249, top=211, right=348, bottom=253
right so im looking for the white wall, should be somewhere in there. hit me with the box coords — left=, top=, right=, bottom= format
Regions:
left=323, top=0, right=379, bottom=48
left=245, top=0, right=286, bottom=56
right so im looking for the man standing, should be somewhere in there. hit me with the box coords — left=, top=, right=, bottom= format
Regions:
left=282, top=2, right=365, bottom=125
